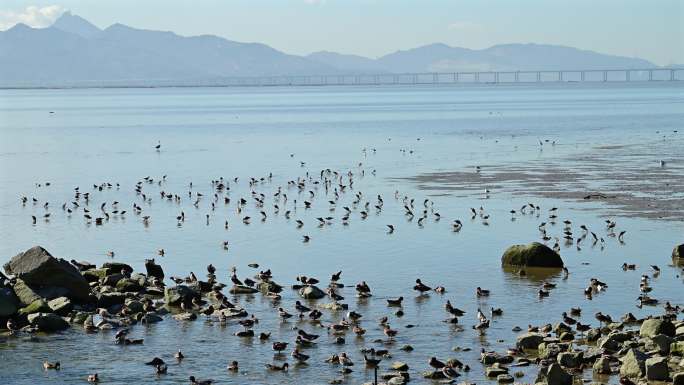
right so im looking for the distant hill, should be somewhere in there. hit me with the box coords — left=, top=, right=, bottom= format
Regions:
left=0, top=12, right=660, bottom=87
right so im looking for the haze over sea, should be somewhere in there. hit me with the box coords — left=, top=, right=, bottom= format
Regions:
left=0, top=82, right=683, bottom=384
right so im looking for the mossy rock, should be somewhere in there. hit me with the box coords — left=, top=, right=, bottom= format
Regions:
left=19, top=299, right=51, bottom=315
left=502, top=242, right=564, bottom=268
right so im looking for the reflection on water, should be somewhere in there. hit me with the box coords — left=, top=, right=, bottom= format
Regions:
left=0, top=83, right=683, bottom=384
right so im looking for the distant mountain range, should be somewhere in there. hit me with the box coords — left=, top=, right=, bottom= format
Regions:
left=0, top=11, right=660, bottom=87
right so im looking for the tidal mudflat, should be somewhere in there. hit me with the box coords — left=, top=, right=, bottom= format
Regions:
left=0, top=83, right=683, bottom=385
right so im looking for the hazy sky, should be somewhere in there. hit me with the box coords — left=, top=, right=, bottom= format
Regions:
left=1, top=1, right=682, bottom=65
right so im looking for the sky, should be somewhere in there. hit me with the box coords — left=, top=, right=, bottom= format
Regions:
left=0, top=1, right=682, bottom=65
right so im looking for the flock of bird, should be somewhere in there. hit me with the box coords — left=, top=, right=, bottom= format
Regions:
left=18, top=145, right=682, bottom=385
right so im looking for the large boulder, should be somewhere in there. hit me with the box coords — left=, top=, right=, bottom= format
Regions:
left=0, top=287, right=19, bottom=317
left=256, top=280, right=283, bottom=294
left=673, top=244, right=684, bottom=264
left=557, top=352, right=583, bottom=368
left=640, top=318, right=675, bottom=338
left=144, top=259, right=164, bottom=280
left=101, top=262, right=133, bottom=274
left=645, top=356, right=668, bottom=381
left=27, top=312, right=69, bottom=332
left=619, top=349, right=647, bottom=378
left=164, top=285, right=200, bottom=306
left=535, top=363, right=572, bottom=385
left=299, top=285, right=326, bottom=300
left=501, top=242, right=564, bottom=268
left=517, top=332, right=545, bottom=350
left=3, top=246, right=90, bottom=301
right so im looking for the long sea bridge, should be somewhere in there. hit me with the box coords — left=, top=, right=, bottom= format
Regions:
left=208, top=67, right=682, bottom=87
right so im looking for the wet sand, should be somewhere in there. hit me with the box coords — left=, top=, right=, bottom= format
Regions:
left=398, top=135, right=684, bottom=221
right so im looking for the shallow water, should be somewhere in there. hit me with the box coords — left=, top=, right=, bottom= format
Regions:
left=0, top=83, right=683, bottom=385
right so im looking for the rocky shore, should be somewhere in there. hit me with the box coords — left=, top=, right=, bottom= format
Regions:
left=1, top=244, right=683, bottom=384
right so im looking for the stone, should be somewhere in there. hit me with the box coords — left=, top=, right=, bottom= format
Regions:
left=124, top=299, right=144, bottom=313
left=0, top=287, right=19, bottom=317
left=486, top=366, right=509, bottom=377
left=27, top=312, right=69, bottom=332
left=116, top=278, right=142, bottom=293
left=517, top=332, right=545, bottom=350
left=674, top=372, right=684, bottom=385
left=640, top=318, right=676, bottom=338
left=142, top=312, right=163, bottom=324
left=164, top=285, right=200, bottom=306
left=3, top=246, right=90, bottom=301
left=501, top=242, right=564, bottom=268
left=101, top=262, right=133, bottom=274
left=557, top=352, right=583, bottom=368
left=256, top=280, right=283, bottom=294
left=593, top=356, right=611, bottom=374
left=619, top=349, right=647, bottom=378
left=144, top=259, right=164, bottom=280
left=645, top=356, right=668, bottom=381
left=47, top=297, right=72, bottom=315
left=559, top=332, right=574, bottom=342
left=598, top=331, right=633, bottom=351
left=536, top=363, right=572, bottom=385
left=12, top=279, right=42, bottom=306
left=422, top=370, right=446, bottom=380
left=19, top=299, right=50, bottom=315
left=673, top=243, right=684, bottom=264
left=299, top=285, right=326, bottom=300
left=497, top=374, right=514, bottom=383
left=228, top=285, right=259, bottom=294
left=647, top=334, right=672, bottom=354
left=97, top=292, right=126, bottom=308
left=173, top=312, right=197, bottom=321
left=391, top=362, right=409, bottom=371
left=672, top=341, right=684, bottom=355
left=82, top=268, right=109, bottom=282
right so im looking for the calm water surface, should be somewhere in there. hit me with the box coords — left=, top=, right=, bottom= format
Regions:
left=0, top=83, right=683, bottom=384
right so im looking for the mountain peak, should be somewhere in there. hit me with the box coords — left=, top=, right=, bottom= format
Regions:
left=52, top=11, right=101, bottom=38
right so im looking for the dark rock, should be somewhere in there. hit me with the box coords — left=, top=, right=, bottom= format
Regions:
left=27, top=312, right=69, bottom=332
left=645, top=356, right=668, bottom=381
left=497, top=374, right=514, bottom=383
left=674, top=372, right=684, bottom=385
left=299, top=285, right=326, bottom=300
left=517, top=332, right=545, bottom=350
left=4, top=246, right=90, bottom=301
left=0, top=287, right=19, bottom=317
left=101, top=262, right=133, bottom=274
left=228, top=285, right=258, bottom=294
left=673, top=243, right=684, bottom=264
left=256, top=280, right=283, bottom=294
left=97, top=292, right=126, bottom=307
left=501, top=242, right=564, bottom=268
left=557, top=352, right=583, bottom=368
